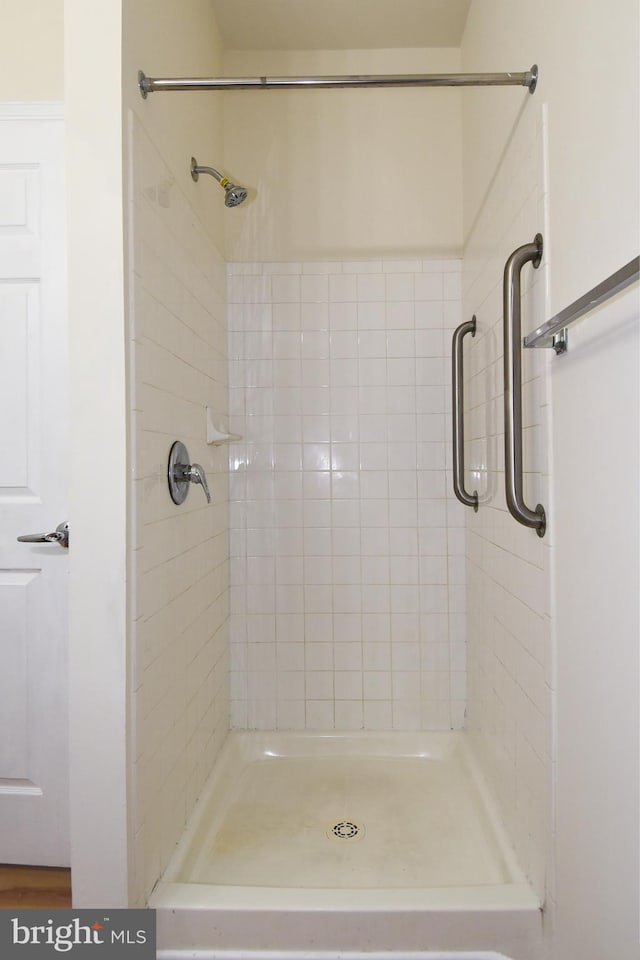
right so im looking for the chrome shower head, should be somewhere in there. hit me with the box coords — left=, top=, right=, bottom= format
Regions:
left=222, top=182, right=248, bottom=208
left=191, top=157, right=249, bottom=207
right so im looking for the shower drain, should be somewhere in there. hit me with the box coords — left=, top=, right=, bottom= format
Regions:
left=327, top=821, right=364, bottom=841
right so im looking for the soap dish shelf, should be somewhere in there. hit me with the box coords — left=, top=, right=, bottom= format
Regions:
left=206, top=408, right=242, bottom=446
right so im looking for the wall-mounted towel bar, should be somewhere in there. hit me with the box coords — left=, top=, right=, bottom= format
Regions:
left=503, top=234, right=547, bottom=537
left=523, top=255, right=640, bottom=352
left=452, top=316, right=478, bottom=511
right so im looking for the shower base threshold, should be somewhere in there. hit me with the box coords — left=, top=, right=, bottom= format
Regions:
left=150, top=731, right=541, bottom=959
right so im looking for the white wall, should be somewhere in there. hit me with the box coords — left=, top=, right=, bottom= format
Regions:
left=65, top=0, right=129, bottom=907
left=0, top=0, right=63, bottom=100
left=222, top=48, right=463, bottom=262
left=228, top=258, right=466, bottom=731
left=462, top=0, right=640, bottom=955
left=122, top=0, right=232, bottom=906
left=552, top=286, right=639, bottom=960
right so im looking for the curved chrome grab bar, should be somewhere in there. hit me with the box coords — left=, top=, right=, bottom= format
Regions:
left=451, top=316, right=478, bottom=511
left=503, top=234, right=546, bottom=537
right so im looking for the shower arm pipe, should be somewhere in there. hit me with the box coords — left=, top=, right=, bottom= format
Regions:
left=192, top=161, right=225, bottom=184
left=503, top=234, right=546, bottom=538
left=138, top=66, right=538, bottom=97
left=452, top=316, right=478, bottom=511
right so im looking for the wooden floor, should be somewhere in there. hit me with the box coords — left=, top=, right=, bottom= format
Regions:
left=0, top=864, right=72, bottom=908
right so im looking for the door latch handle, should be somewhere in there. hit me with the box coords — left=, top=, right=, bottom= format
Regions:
left=18, top=521, right=69, bottom=548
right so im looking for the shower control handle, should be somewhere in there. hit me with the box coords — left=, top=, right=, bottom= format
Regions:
left=185, top=463, right=211, bottom=503
left=168, top=441, right=212, bottom=505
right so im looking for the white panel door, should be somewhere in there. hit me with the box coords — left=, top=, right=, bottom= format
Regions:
left=0, top=108, right=69, bottom=865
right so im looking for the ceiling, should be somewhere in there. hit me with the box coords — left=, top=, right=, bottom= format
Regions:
left=210, top=0, right=472, bottom=51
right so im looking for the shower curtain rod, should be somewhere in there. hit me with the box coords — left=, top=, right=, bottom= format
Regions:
left=138, top=65, right=538, bottom=97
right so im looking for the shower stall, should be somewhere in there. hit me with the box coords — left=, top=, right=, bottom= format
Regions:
left=131, top=55, right=548, bottom=953
left=62, top=2, right=639, bottom=960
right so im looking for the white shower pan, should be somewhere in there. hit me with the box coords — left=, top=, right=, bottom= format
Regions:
left=150, top=732, right=542, bottom=960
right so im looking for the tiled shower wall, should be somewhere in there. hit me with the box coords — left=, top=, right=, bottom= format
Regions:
left=228, top=259, right=466, bottom=731
left=463, top=103, right=553, bottom=902
left=128, top=117, right=230, bottom=904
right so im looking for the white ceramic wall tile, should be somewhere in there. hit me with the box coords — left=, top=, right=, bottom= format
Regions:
left=229, top=259, right=464, bottom=732
left=462, top=102, right=552, bottom=904
left=129, top=118, right=230, bottom=904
